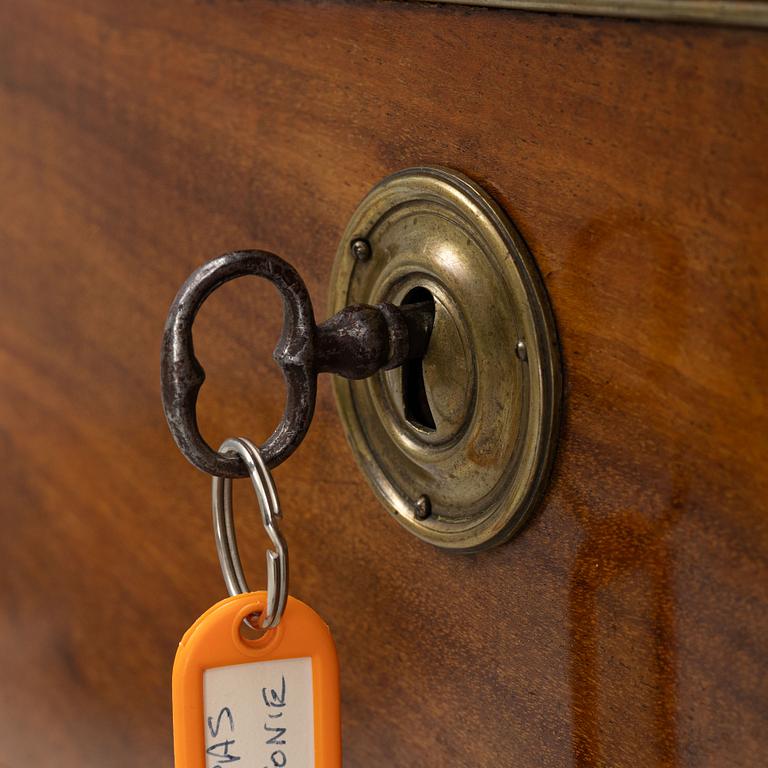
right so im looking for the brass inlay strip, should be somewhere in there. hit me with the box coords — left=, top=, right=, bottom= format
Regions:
left=423, top=1, right=768, bottom=28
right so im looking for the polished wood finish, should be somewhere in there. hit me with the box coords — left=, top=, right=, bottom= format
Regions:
left=0, top=1, right=766, bottom=765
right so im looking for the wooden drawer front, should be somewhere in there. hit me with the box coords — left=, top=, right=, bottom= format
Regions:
left=0, top=1, right=766, bottom=765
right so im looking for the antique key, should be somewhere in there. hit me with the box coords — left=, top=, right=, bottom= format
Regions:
left=161, top=249, right=433, bottom=478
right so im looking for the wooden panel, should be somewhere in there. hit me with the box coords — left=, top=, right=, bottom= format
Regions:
left=0, top=1, right=766, bottom=765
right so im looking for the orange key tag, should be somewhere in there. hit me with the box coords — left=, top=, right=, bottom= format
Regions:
left=171, top=437, right=341, bottom=768
left=172, top=591, right=341, bottom=768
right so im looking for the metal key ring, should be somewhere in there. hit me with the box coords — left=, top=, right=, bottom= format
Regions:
left=212, top=437, right=289, bottom=630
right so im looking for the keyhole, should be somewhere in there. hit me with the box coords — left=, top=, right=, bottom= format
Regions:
left=401, top=287, right=436, bottom=432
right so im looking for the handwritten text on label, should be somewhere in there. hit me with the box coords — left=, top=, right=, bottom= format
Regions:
left=203, top=657, right=315, bottom=768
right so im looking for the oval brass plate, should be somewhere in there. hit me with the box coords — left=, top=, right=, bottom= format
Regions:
left=329, top=167, right=561, bottom=552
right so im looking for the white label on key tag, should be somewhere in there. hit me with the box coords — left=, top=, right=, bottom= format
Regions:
left=203, top=656, right=315, bottom=768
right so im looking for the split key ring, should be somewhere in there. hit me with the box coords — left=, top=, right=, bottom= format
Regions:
left=212, top=437, right=288, bottom=630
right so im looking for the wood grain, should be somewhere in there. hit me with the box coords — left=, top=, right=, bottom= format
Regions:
left=0, top=1, right=766, bottom=765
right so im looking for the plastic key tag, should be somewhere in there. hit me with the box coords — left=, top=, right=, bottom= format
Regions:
left=172, top=591, right=341, bottom=768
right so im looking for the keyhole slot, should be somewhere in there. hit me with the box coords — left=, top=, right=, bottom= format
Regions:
left=401, top=287, right=436, bottom=432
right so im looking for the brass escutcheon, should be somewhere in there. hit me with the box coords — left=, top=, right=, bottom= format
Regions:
left=329, top=167, right=562, bottom=552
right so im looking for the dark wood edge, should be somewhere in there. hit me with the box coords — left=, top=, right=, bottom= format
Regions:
left=417, top=0, right=768, bottom=28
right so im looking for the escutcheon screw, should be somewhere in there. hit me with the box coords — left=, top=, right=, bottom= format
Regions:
left=414, top=494, right=432, bottom=521
left=351, top=238, right=372, bottom=262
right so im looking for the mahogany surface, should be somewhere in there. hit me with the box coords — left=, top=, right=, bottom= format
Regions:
left=0, top=1, right=766, bottom=765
